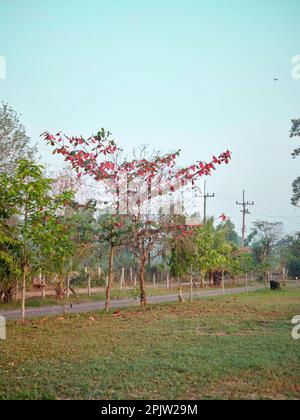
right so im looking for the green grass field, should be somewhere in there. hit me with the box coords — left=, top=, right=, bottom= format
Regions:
left=0, top=289, right=299, bottom=400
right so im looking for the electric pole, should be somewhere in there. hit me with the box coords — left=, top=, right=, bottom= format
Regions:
left=198, top=181, right=215, bottom=222
left=236, top=190, right=254, bottom=248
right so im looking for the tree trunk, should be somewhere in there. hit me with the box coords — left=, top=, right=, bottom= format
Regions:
left=120, top=267, right=124, bottom=291
left=21, top=266, right=27, bottom=322
left=265, top=272, right=269, bottom=288
left=42, top=275, right=46, bottom=300
left=55, top=278, right=65, bottom=299
left=190, top=270, right=193, bottom=301
left=105, top=244, right=115, bottom=311
left=222, top=270, right=225, bottom=295
left=66, top=274, right=70, bottom=299
left=15, top=281, right=19, bottom=301
left=209, top=271, right=214, bottom=287
left=178, top=276, right=184, bottom=302
left=88, top=274, right=91, bottom=297
left=139, top=253, right=147, bottom=306
left=130, top=267, right=133, bottom=284
left=200, top=273, right=205, bottom=288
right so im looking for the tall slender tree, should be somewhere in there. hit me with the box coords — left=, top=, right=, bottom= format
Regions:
left=0, top=160, right=73, bottom=320
left=0, top=103, right=36, bottom=174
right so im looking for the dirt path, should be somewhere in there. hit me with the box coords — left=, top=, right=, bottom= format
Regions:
left=1, top=286, right=263, bottom=321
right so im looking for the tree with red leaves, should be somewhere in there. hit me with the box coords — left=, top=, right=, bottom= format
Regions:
left=42, top=129, right=231, bottom=308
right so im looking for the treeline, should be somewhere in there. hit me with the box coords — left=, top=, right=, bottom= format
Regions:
left=0, top=104, right=299, bottom=320
left=1, top=158, right=298, bottom=317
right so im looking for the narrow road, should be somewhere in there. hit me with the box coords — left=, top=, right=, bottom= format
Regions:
left=1, top=286, right=263, bottom=321
left=23, top=283, right=201, bottom=298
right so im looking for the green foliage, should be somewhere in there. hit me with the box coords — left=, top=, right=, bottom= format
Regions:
left=195, top=218, right=232, bottom=276
left=279, top=232, right=300, bottom=277
left=238, top=252, right=255, bottom=273
left=98, top=214, right=135, bottom=246
left=291, top=177, right=300, bottom=207
left=286, top=256, right=300, bottom=278
left=0, top=103, right=36, bottom=174
left=228, top=252, right=254, bottom=278
left=216, top=219, right=240, bottom=246
left=247, top=221, right=282, bottom=276
left=0, top=160, right=75, bottom=300
left=7, top=160, right=73, bottom=264
left=169, top=236, right=194, bottom=278
left=0, top=224, right=20, bottom=301
left=169, top=219, right=245, bottom=282
left=31, top=213, right=77, bottom=279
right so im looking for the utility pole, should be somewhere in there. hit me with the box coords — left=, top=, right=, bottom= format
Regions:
left=236, top=190, right=254, bottom=248
left=200, top=181, right=215, bottom=222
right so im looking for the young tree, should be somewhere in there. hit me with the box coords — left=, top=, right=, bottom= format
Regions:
left=130, top=216, right=166, bottom=305
left=0, top=160, right=73, bottom=320
left=194, top=219, right=231, bottom=287
left=98, top=214, right=133, bottom=310
left=169, top=227, right=195, bottom=298
left=0, top=103, right=36, bottom=174
left=31, top=212, right=77, bottom=299
left=228, top=250, right=254, bottom=286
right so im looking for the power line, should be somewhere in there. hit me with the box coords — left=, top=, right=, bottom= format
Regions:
left=236, top=190, right=254, bottom=248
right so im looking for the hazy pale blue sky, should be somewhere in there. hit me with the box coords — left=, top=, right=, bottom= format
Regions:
left=0, top=0, right=300, bottom=235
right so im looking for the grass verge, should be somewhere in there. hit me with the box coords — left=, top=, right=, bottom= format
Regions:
left=0, top=288, right=299, bottom=400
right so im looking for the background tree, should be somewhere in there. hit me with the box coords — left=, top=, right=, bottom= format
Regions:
left=31, top=211, right=77, bottom=299
left=169, top=227, right=195, bottom=299
left=0, top=103, right=36, bottom=174
left=216, top=219, right=240, bottom=246
left=278, top=232, right=300, bottom=278
left=228, top=251, right=254, bottom=285
left=247, top=221, right=282, bottom=282
left=289, top=118, right=300, bottom=206
left=194, top=219, right=231, bottom=287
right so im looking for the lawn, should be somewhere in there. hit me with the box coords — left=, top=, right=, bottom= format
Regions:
left=0, top=289, right=299, bottom=400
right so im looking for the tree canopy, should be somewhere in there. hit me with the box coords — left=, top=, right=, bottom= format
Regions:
left=0, top=103, right=36, bottom=174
